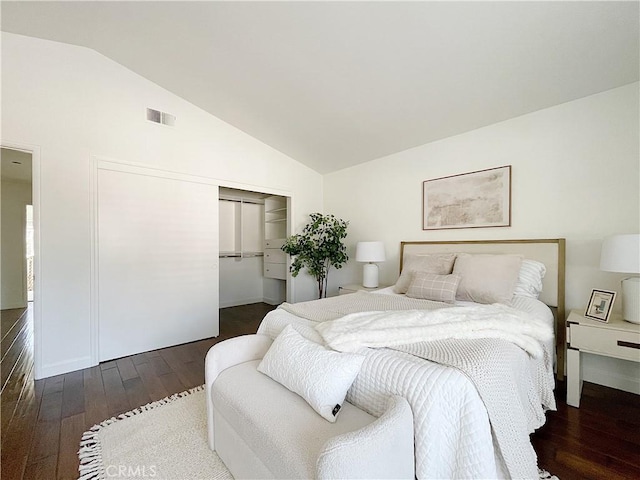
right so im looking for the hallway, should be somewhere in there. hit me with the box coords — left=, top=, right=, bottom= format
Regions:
left=1, top=304, right=33, bottom=399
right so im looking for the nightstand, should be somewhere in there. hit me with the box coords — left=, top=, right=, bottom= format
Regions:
left=338, top=284, right=389, bottom=295
left=566, top=309, right=640, bottom=407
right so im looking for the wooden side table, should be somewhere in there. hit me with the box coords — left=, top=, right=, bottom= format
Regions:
left=338, top=284, right=389, bottom=295
left=566, top=309, right=640, bottom=407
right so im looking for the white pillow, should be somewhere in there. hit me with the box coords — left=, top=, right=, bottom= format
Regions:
left=393, top=253, right=456, bottom=294
left=513, top=259, right=546, bottom=298
left=257, top=325, right=365, bottom=422
left=453, top=253, right=522, bottom=304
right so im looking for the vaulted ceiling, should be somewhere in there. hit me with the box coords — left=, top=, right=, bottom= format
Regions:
left=2, top=1, right=638, bottom=174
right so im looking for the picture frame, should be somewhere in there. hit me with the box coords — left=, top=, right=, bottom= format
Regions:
left=584, top=288, right=617, bottom=322
left=422, top=165, right=511, bottom=230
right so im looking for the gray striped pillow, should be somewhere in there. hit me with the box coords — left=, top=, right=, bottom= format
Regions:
left=406, top=271, right=461, bottom=304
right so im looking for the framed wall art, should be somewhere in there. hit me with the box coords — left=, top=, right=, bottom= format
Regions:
left=585, top=288, right=616, bottom=322
left=422, top=165, right=511, bottom=230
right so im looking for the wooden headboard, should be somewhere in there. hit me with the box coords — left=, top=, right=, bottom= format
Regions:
left=400, top=239, right=566, bottom=379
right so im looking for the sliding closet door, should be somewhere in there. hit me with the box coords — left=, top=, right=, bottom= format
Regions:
left=98, top=168, right=219, bottom=361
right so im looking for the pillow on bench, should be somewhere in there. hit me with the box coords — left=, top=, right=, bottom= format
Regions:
left=257, top=325, right=365, bottom=422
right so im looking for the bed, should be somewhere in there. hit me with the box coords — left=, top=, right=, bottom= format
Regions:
left=256, top=238, right=565, bottom=479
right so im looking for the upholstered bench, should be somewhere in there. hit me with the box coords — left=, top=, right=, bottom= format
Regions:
left=205, top=333, right=415, bottom=479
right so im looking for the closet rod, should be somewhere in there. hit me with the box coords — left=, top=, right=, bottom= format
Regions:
left=219, top=252, right=264, bottom=258
left=218, top=196, right=264, bottom=205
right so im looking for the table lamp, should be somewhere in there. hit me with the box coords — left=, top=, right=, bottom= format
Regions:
left=600, top=234, right=640, bottom=324
left=356, top=241, right=386, bottom=288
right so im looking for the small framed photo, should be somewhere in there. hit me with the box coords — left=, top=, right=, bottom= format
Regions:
left=585, top=289, right=617, bottom=322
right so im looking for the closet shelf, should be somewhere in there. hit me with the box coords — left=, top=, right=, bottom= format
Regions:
left=264, top=195, right=288, bottom=282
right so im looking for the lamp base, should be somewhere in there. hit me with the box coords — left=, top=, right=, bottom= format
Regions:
left=622, top=277, right=640, bottom=324
left=362, top=263, right=379, bottom=288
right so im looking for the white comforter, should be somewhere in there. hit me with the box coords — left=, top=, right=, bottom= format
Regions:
left=257, top=296, right=556, bottom=479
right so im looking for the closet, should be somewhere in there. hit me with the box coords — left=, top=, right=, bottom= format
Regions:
left=95, top=169, right=288, bottom=362
left=219, top=188, right=288, bottom=307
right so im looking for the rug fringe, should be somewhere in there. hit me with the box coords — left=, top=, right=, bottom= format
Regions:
left=539, top=467, right=560, bottom=479
left=77, top=384, right=205, bottom=480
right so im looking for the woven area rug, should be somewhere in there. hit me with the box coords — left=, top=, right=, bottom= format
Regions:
left=78, top=385, right=559, bottom=480
left=78, top=386, right=231, bottom=480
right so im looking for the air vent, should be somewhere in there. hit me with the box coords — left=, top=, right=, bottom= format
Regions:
left=146, top=108, right=176, bottom=127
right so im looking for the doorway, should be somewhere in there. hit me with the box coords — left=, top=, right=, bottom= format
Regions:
left=218, top=187, right=290, bottom=308
left=1, top=148, right=33, bottom=309
left=1, top=147, right=34, bottom=393
left=26, top=205, right=34, bottom=302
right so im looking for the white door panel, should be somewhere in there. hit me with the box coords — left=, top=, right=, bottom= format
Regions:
left=98, top=169, right=219, bottom=361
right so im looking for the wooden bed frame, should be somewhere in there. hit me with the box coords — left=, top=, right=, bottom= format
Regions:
left=400, top=239, right=566, bottom=379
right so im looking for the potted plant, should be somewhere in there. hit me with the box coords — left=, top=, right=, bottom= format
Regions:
left=281, top=213, right=349, bottom=299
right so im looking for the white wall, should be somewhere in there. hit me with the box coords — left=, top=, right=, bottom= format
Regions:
left=1, top=32, right=323, bottom=378
left=219, top=257, right=266, bottom=307
left=1, top=179, right=32, bottom=309
left=324, top=83, right=640, bottom=392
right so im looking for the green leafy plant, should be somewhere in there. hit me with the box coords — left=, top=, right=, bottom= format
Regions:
left=281, top=213, right=349, bottom=299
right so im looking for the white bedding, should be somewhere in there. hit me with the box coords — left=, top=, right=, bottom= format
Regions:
left=376, top=286, right=557, bottom=359
left=316, top=303, right=552, bottom=357
left=257, top=294, right=556, bottom=479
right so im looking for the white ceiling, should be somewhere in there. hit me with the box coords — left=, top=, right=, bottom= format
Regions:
left=1, top=148, right=33, bottom=183
left=2, top=1, right=638, bottom=174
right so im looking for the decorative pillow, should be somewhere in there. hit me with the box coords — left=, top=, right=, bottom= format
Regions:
left=406, top=271, right=461, bottom=304
left=257, top=325, right=365, bottom=422
left=453, top=254, right=523, bottom=304
left=513, top=259, right=547, bottom=298
left=393, top=253, right=456, bottom=294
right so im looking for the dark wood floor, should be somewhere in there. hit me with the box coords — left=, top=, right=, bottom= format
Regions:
left=532, top=381, right=640, bottom=480
left=1, top=302, right=274, bottom=480
left=1, top=303, right=639, bottom=480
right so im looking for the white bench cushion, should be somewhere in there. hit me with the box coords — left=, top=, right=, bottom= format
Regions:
left=212, top=360, right=376, bottom=479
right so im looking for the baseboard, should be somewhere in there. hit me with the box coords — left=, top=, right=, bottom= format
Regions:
left=262, top=296, right=284, bottom=306
left=39, top=355, right=94, bottom=379
left=219, top=297, right=265, bottom=309
left=583, top=358, right=640, bottom=395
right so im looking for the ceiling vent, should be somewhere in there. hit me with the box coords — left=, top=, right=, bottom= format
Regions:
left=146, top=108, right=176, bottom=127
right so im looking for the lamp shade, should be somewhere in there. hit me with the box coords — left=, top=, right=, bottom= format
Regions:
left=355, top=241, right=386, bottom=263
left=600, top=234, right=640, bottom=274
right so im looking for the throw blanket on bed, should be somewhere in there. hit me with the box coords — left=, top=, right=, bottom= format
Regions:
left=278, top=290, right=451, bottom=322
left=315, top=304, right=553, bottom=358
left=394, top=338, right=555, bottom=480
left=315, top=305, right=554, bottom=479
